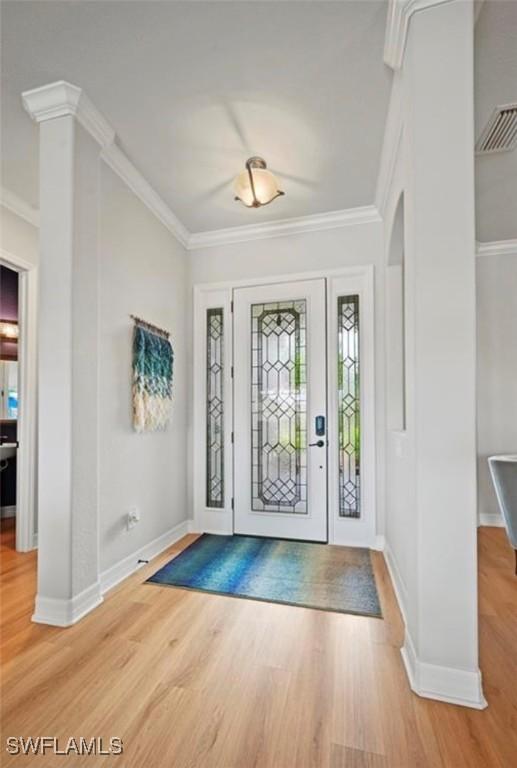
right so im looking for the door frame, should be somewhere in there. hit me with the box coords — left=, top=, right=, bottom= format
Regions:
left=193, top=264, right=376, bottom=547
left=0, top=248, right=38, bottom=551
left=233, top=278, right=328, bottom=542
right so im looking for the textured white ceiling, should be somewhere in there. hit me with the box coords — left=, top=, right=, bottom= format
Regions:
left=475, top=0, right=517, bottom=242
left=1, top=0, right=391, bottom=234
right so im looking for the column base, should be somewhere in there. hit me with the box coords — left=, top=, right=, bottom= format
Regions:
left=401, top=630, right=488, bottom=710
left=32, top=581, right=103, bottom=627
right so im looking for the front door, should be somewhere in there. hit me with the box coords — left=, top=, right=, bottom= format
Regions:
left=233, top=279, right=327, bottom=541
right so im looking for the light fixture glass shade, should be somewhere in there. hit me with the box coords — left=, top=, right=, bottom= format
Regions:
left=234, top=158, right=284, bottom=208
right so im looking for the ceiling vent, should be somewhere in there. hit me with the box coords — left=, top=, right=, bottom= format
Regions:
left=476, top=103, right=517, bottom=155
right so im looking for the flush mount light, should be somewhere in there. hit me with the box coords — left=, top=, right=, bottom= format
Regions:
left=234, top=157, right=285, bottom=208
left=0, top=320, right=19, bottom=340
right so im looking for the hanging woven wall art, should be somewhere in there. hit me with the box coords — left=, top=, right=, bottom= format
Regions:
left=132, top=320, right=174, bottom=433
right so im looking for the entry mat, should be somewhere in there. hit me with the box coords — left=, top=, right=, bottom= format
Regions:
left=147, top=534, right=382, bottom=618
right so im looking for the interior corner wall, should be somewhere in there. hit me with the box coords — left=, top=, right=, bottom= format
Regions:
left=189, top=220, right=387, bottom=537
left=98, top=164, right=190, bottom=573
left=476, top=252, right=517, bottom=523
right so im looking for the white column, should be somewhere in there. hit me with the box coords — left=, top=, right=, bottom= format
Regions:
left=23, top=82, right=114, bottom=625
left=402, top=1, right=485, bottom=707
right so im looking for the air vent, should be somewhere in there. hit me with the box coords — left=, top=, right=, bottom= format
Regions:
left=476, top=103, right=517, bottom=155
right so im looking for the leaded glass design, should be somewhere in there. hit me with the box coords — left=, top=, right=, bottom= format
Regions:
left=206, top=308, right=224, bottom=508
left=338, top=295, right=361, bottom=518
left=251, top=300, right=307, bottom=514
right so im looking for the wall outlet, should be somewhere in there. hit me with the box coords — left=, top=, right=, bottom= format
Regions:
left=126, top=506, right=140, bottom=530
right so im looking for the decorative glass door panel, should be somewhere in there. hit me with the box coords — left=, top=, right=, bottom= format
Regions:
left=337, top=296, right=360, bottom=518
left=206, top=308, right=224, bottom=508
left=251, top=301, right=307, bottom=514
left=234, top=280, right=327, bottom=541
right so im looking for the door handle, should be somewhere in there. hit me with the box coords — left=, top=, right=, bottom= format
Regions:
left=309, top=440, right=325, bottom=448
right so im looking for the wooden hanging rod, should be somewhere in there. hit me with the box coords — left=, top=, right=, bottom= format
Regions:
left=130, top=314, right=170, bottom=339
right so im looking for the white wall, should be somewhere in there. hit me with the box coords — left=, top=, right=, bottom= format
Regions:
left=384, top=173, right=412, bottom=620
left=190, top=220, right=386, bottom=537
left=477, top=252, right=517, bottom=524
left=379, top=73, right=413, bottom=622
left=0, top=205, right=38, bottom=265
left=190, top=223, right=382, bottom=284
left=99, top=164, right=190, bottom=572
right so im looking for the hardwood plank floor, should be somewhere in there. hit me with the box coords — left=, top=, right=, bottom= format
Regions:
left=1, top=521, right=516, bottom=767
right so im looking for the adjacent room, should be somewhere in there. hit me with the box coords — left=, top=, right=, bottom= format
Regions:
left=1, top=1, right=516, bottom=766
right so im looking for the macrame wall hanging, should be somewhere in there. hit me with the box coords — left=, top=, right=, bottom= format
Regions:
left=131, top=316, right=174, bottom=433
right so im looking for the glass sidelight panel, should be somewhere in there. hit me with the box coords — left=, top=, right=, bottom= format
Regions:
left=206, top=308, right=224, bottom=508
left=337, top=295, right=360, bottom=518
left=251, top=301, right=307, bottom=514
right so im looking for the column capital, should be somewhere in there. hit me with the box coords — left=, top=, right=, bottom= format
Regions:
left=384, top=0, right=458, bottom=70
left=22, top=80, right=115, bottom=148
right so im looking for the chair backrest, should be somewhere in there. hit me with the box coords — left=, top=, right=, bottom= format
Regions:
left=488, top=455, right=517, bottom=548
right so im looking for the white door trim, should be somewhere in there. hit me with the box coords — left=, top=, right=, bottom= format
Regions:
left=193, top=265, right=376, bottom=546
left=0, top=248, right=38, bottom=551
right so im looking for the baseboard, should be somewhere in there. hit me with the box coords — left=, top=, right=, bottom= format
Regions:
left=32, top=521, right=191, bottom=627
left=478, top=512, right=504, bottom=528
left=401, top=630, right=487, bottom=710
left=100, top=519, right=190, bottom=595
left=32, top=581, right=103, bottom=627
left=0, top=505, right=16, bottom=518
left=373, top=534, right=385, bottom=551
left=192, top=510, right=233, bottom=536
left=383, top=540, right=408, bottom=625
left=189, top=526, right=233, bottom=536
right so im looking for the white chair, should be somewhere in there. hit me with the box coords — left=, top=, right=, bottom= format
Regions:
left=488, top=455, right=517, bottom=575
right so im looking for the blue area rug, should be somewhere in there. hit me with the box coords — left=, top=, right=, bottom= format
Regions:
left=147, top=534, right=382, bottom=617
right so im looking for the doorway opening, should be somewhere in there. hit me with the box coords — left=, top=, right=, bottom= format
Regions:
left=0, top=265, right=19, bottom=548
left=0, top=252, right=38, bottom=552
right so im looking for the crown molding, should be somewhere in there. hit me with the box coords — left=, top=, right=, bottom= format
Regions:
left=384, top=0, right=455, bottom=70
left=22, top=80, right=115, bottom=147
left=0, top=187, right=40, bottom=227
left=101, top=143, right=189, bottom=248
left=375, top=74, right=403, bottom=218
left=21, top=80, right=189, bottom=247
left=476, top=239, right=517, bottom=258
left=187, top=205, right=381, bottom=250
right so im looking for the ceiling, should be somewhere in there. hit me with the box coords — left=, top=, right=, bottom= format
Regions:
left=1, top=0, right=391, bottom=234
left=475, top=0, right=517, bottom=242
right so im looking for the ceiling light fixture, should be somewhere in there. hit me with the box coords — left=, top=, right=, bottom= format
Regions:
left=234, top=157, right=284, bottom=208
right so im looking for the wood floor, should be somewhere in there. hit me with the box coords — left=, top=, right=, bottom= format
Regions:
left=1, top=519, right=516, bottom=767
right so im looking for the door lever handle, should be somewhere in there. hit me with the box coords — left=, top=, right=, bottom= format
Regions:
left=309, top=440, right=325, bottom=448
